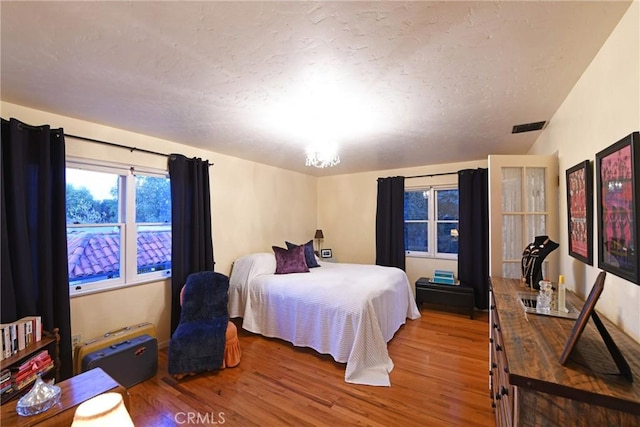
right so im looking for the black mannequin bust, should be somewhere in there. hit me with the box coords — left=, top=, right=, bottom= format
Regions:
left=521, top=235, right=559, bottom=289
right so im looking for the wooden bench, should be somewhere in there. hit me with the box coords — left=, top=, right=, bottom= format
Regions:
left=415, top=277, right=475, bottom=319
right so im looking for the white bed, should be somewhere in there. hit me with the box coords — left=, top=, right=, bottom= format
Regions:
left=228, top=252, right=421, bottom=386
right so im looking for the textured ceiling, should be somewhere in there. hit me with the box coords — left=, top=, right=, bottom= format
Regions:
left=0, top=1, right=632, bottom=176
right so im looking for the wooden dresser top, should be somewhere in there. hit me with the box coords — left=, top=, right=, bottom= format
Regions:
left=490, top=276, right=640, bottom=415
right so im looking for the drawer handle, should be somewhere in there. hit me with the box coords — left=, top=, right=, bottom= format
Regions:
left=504, top=366, right=509, bottom=373
left=501, top=386, right=509, bottom=396
left=489, top=338, right=494, bottom=343
left=495, top=393, right=502, bottom=400
left=492, top=363, right=497, bottom=369
left=496, top=345, right=502, bottom=351
left=489, top=370, right=493, bottom=376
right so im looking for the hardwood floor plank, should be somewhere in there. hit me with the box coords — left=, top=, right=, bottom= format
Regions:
left=128, top=308, right=494, bottom=426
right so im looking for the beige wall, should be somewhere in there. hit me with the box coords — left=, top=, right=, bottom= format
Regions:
left=1, top=101, right=318, bottom=348
left=317, top=159, right=487, bottom=289
left=3, top=0, right=636, bottom=354
left=529, top=2, right=640, bottom=341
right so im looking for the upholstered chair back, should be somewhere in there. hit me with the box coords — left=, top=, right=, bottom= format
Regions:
left=180, top=271, right=229, bottom=322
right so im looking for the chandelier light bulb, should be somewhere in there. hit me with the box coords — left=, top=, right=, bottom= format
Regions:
left=305, top=145, right=341, bottom=168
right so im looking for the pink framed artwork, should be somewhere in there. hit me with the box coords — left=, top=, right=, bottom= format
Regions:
left=595, top=132, right=639, bottom=284
left=566, top=160, right=593, bottom=265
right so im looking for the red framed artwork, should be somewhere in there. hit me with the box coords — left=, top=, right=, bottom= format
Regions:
left=595, top=131, right=640, bottom=284
left=566, top=160, right=593, bottom=265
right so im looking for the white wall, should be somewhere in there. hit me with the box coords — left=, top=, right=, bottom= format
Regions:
left=317, top=159, right=487, bottom=290
left=529, top=2, right=640, bottom=341
left=1, top=101, right=318, bottom=348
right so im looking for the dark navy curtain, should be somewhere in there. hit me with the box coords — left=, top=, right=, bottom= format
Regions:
left=457, top=168, right=490, bottom=309
left=1, top=118, right=73, bottom=380
left=375, top=176, right=406, bottom=270
left=168, top=154, right=214, bottom=334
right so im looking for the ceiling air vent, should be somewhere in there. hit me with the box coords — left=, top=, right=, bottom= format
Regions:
left=512, top=121, right=546, bottom=134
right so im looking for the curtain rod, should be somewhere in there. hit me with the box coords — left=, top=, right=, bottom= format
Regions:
left=6, top=119, right=212, bottom=165
left=65, top=133, right=214, bottom=166
left=406, top=171, right=457, bottom=179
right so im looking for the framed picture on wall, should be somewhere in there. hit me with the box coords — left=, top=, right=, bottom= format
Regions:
left=566, top=160, right=593, bottom=265
left=595, top=131, right=640, bottom=284
left=320, top=249, right=333, bottom=258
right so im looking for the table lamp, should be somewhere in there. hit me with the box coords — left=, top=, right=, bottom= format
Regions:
left=314, top=229, right=324, bottom=254
left=71, top=392, right=134, bottom=426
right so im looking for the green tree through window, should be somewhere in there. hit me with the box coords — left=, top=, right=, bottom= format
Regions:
left=136, top=175, right=171, bottom=223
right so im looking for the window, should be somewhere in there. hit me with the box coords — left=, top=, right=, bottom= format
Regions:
left=66, top=160, right=171, bottom=295
left=404, top=187, right=459, bottom=258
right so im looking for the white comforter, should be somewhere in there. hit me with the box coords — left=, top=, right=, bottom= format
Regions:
left=228, top=253, right=421, bottom=386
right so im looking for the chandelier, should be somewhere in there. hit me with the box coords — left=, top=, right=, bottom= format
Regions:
left=305, top=145, right=340, bottom=168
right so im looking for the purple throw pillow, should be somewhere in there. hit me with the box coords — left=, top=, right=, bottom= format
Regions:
left=285, top=240, right=320, bottom=268
left=272, top=245, right=310, bottom=274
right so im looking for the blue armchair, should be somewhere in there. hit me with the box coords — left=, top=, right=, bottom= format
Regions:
left=168, top=271, right=230, bottom=377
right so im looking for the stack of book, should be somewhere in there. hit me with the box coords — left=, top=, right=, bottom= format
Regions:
left=9, top=350, right=54, bottom=392
left=0, top=369, right=11, bottom=399
left=0, top=316, right=42, bottom=360
left=429, top=270, right=459, bottom=286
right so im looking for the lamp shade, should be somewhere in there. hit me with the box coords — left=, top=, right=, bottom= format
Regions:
left=72, top=393, right=134, bottom=427
left=314, top=229, right=324, bottom=239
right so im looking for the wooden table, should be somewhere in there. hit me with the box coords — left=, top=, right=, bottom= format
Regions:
left=0, top=368, right=129, bottom=426
left=490, top=276, right=640, bottom=426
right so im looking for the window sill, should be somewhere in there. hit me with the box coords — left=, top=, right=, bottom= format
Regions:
left=405, top=252, right=458, bottom=261
left=70, top=276, right=170, bottom=298
left=406, top=252, right=429, bottom=258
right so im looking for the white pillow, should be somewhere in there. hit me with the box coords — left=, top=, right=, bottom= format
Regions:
left=229, top=252, right=276, bottom=287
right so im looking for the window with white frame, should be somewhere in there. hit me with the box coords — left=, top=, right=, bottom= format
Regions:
left=404, top=187, right=459, bottom=258
left=66, top=159, right=171, bottom=295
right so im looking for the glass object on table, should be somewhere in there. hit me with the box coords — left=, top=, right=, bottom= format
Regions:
left=536, top=280, right=553, bottom=313
left=16, top=374, right=61, bottom=416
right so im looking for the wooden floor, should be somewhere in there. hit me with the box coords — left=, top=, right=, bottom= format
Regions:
left=128, top=307, right=494, bottom=426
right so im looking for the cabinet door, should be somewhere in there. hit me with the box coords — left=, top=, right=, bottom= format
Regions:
left=488, top=155, right=559, bottom=281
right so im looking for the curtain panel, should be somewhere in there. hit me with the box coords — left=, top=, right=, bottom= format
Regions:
left=168, top=154, right=214, bottom=333
left=457, top=168, right=490, bottom=309
left=375, top=176, right=406, bottom=270
left=1, top=118, right=73, bottom=380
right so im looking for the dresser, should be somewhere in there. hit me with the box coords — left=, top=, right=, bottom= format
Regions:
left=489, top=276, right=640, bottom=426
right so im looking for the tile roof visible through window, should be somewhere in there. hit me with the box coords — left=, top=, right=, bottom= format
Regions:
left=67, top=230, right=171, bottom=282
